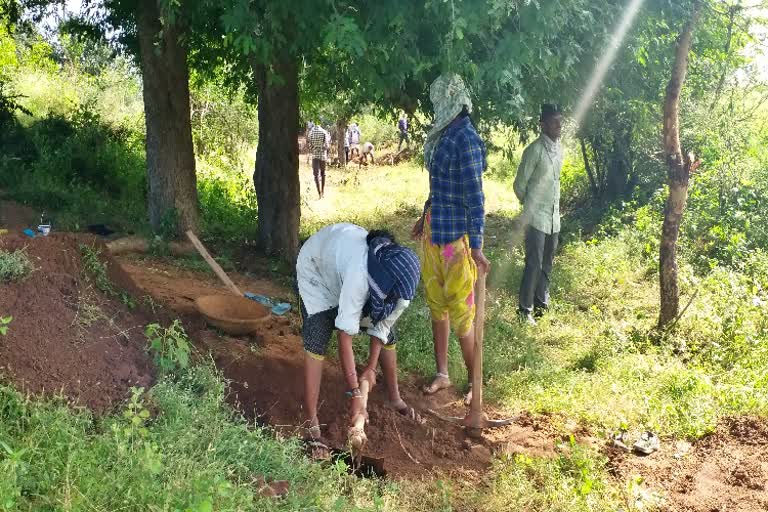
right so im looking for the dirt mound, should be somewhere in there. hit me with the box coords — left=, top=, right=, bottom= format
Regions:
left=118, top=255, right=561, bottom=478
left=609, top=417, right=768, bottom=511
left=0, top=233, right=155, bottom=411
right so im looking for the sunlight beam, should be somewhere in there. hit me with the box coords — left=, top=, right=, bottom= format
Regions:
left=573, top=0, right=647, bottom=129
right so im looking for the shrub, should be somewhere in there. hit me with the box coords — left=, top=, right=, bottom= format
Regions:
left=145, top=320, right=192, bottom=373
left=0, top=249, right=33, bottom=281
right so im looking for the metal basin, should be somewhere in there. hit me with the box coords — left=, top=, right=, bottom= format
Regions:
left=195, top=295, right=271, bottom=336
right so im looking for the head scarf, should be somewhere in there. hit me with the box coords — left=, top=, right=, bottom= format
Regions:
left=365, top=236, right=420, bottom=324
left=423, top=74, right=474, bottom=168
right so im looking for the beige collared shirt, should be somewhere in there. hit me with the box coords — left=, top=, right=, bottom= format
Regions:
left=513, top=134, right=563, bottom=234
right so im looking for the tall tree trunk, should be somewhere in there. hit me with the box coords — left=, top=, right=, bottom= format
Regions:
left=253, top=58, right=300, bottom=262
left=605, top=123, right=632, bottom=200
left=658, top=8, right=702, bottom=329
left=136, top=0, right=199, bottom=235
left=579, top=137, right=599, bottom=199
left=336, top=118, right=348, bottom=168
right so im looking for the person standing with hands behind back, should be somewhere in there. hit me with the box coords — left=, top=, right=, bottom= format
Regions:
left=412, top=74, right=490, bottom=406
left=514, top=104, right=564, bottom=325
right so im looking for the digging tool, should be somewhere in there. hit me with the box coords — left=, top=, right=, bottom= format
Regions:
left=427, top=271, right=517, bottom=438
left=185, top=230, right=242, bottom=296
left=185, top=230, right=291, bottom=316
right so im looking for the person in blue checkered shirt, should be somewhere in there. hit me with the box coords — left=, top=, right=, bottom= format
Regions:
left=412, top=74, right=490, bottom=406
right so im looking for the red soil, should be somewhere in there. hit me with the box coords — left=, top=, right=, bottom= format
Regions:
left=0, top=233, right=155, bottom=412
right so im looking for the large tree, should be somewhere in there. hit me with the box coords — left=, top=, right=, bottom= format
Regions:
left=134, top=0, right=199, bottom=234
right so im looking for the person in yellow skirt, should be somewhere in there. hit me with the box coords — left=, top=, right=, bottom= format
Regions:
left=412, top=74, right=490, bottom=405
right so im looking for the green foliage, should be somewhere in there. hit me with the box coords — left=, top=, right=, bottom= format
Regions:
left=0, top=364, right=400, bottom=510
left=145, top=320, right=192, bottom=373
left=189, top=77, right=258, bottom=164
left=355, top=113, right=399, bottom=149
left=0, top=316, right=12, bottom=336
left=487, top=446, right=616, bottom=511
left=79, top=244, right=116, bottom=296
left=0, top=249, right=33, bottom=281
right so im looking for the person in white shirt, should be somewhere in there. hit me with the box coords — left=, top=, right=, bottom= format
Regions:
left=296, top=223, right=421, bottom=456
left=347, top=122, right=362, bottom=158
left=360, top=141, right=375, bottom=167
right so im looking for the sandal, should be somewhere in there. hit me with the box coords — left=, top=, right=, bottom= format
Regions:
left=633, top=431, right=660, bottom=455
left=304, top=424, right=331, bottom=461
left=422, top=372, right=451, bottom=395
left=387, top=399, right=426, bottom=424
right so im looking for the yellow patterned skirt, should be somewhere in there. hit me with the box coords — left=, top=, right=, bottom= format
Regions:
left=420, top=210, right=477, bottom=337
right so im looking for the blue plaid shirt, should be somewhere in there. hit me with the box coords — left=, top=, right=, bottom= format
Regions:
left=427, top=116, right=487, bottom=249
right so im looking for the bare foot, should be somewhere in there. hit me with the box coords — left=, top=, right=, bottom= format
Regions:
left=422, top=374, right=451, bottom=395
left=463, top=385, right=473, bottom=407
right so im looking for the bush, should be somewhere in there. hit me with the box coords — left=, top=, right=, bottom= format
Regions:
left=0, top=249, right=33, bottom=281
left=145, top=321, right=192, bottom=373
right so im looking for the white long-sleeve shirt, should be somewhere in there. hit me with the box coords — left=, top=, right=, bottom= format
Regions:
left=296, top=223, right=408, bottom=341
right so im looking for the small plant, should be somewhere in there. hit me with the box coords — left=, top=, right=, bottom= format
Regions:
left=79, top=244, right=115, bottom=296
left=119, top=291, right=136, bottom=309
left=0, top=316, right=12, bottom=335
left=145, top=320, right=192, bottom=372
left=0, top=249, right=33, bottom=282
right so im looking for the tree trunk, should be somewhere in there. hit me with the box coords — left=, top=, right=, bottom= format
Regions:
left=658, top=8, right=701, bottom=329
left=336, top=118, right=348, bottom=168
left=579, top=137, right=599, bottom=198
left=136, top=0, right=199, bottom=235
left=253, top=58, right=300, bottom=262
left=605, top=126, right=631, bottom=200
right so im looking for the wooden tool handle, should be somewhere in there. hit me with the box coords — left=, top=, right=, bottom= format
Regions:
left=185, top=230, right=242, bottom=296
left=470, top=271, right=486, bottom=418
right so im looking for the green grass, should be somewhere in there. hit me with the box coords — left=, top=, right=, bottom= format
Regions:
left=0, top=364, right=405, bottom=511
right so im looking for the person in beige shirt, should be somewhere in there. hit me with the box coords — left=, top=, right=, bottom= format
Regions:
left=513, top=104, right=563, bottom=325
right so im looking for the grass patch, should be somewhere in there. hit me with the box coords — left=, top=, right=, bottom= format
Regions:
left=0, top=249, right=33, bottom=282
left=0, top=363, right=404, bottom=511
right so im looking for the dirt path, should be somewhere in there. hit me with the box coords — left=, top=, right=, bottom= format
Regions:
left=117, top=253, right=559, bottom=478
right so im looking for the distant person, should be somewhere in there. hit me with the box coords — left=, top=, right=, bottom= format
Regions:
left=513, top=104, right=563, bottom=325
left=324, top=126, right=332, bottom=162
left=297, top=223, right=421, bottom=458
left=398, top=114, right=410, bottom=151
left=344, top=131, right=350, bottom=164
left=412, top=74, right=490, bottom=406
left=308, top=123, right=330, bottom=199
left=360, top=141, right=375, bottom=167
left=305, top=121, right=316, bottom=164
left=348, top=122, right=361, bottom=159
